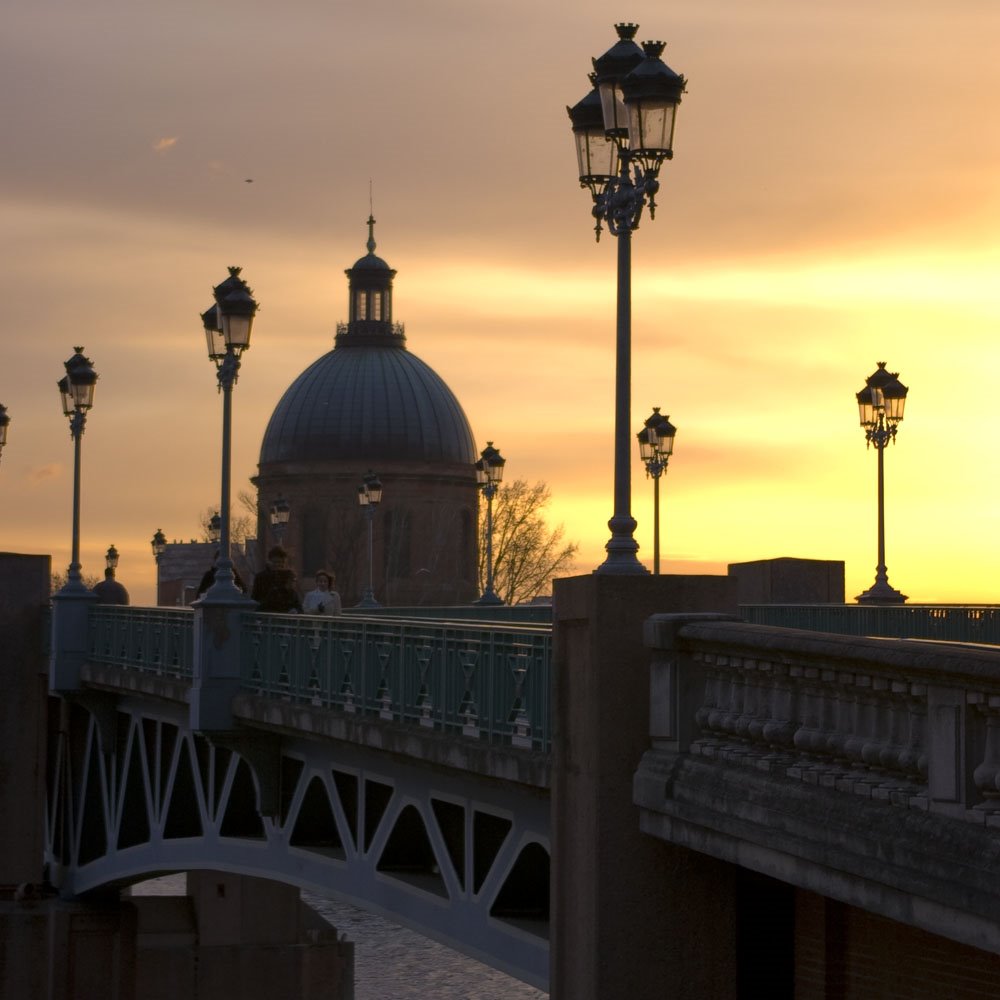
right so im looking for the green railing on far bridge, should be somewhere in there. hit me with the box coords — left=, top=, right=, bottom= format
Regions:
left=739, top=604, right=1000, bottom=646
left=84, top=606, right=552, bottom=751
left=242, top=612, right=551, bottom=750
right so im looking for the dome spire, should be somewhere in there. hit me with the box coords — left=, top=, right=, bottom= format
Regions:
left=366, top=213, right=377, bottom=256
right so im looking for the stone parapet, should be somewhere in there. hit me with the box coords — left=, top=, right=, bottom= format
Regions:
left=637, top=614, right=1000, bottom=957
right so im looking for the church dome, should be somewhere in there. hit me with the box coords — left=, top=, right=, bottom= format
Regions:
left=259, top=345, right=476, bottom=465
left=258, top=216, right=476, bottom=467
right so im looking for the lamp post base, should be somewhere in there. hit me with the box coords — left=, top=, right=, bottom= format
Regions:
left=474, top=590, right=504, bottom=606
left=856, top=579, right=908, bottom=605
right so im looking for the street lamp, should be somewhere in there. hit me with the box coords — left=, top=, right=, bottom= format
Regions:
left=568, top=24, right=686, bottom=574
left=270, top=496, right=290, bottom=544
left=0, top=403, right=9, bottom=465
left=208, top=512, right=222, bottom=545
left=198, top=267, right=258, bottom=603
left=637, top=407, right=676, bottom=575
left=151, top=529, right=167, bottom=562
left=357, top=470, right=382, bottom=608
left=56, top=348, right=98, bottom=593
left=475, top=442, right=506, bottom=605
left=105, top=545, right=120, bottom=572
left=855, top=361, right=909, bottom=604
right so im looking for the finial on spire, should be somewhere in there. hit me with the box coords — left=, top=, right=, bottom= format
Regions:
left=366, top=214, right=376, bottom=255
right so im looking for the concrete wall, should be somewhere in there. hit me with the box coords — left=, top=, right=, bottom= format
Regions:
left=728, top=556, right=845, bottom=604
left=550, top=573, right=741, bottom=1000
left=0, top=552, right=50, bottom=888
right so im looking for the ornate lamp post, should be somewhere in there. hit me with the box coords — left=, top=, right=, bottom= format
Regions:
left=270, top=496, right=290, bottom=545
left=568, top=24, right=686, bottom=574
left=855, top=361, right=909, bottom=604
left=151, top=529, right=167, bottom=562
left=0, top=403, right=10, bottom=465
left=199, top=267, right=258, bottom=603
left=207, top=512, right=222, bottom=546
left=105, top=545, right=119, bottom=573
left=637, top=407, right=676, bottom=575
left=357, top=470, right=383, bottom=608
left=56, top=348, right=98, bottom=594
left=475, top=442, right=506, bottom=605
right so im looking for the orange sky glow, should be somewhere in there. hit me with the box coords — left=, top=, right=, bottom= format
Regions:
left=3, top=0, right=1000, bottom=606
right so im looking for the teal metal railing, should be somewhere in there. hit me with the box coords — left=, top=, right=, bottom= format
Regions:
left=87, top=606, right=195, bottom=678
left=739, top=604, right=1000, bottom=646
left=241, top=612, right=552, bottom=750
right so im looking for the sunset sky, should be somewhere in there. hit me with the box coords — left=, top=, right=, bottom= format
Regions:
left=3, top=0, right=1000, bottom=606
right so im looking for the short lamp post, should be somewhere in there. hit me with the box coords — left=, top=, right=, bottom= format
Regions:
left=270, top=496, right=290, bottom=545
left=56, top=348, right=98, bottom=594
left=637, top=407, right=676, bottom=575
left=208, top=512, right=222, bottom=546
left=151, top=529, right=167, bottom=562
left=475, top=442, right=506, bottom=606
left=0, top=403, right=10, bottom=466
left=357, top=470, right=382, bottom=609
left=568, top=23, right=686, bottom=574
left=198, top=267, right=258, bottom=604
left=855, top=361, right=909, bottom=605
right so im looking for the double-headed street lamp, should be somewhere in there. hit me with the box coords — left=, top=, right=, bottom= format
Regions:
left=270, top=496, right=290, bottom=545
left=56, top=348, right=98, bottom=594
left=475, top=442, right=506, bottom=606
left=151, top=529, right=167, bottom=562
left=199, top=267, right=258, bottom=603
left=0, top=403, right=10, bottom=465
left=568, top=23, right=686, bottom=574
left=637, top=407, right=676, bottom=575
left=357, top=470, right=383, bottom=609
left=855, top=361, right=909, bottom=605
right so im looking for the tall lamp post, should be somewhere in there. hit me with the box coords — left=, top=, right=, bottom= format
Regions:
left=56, top=348, right=98, bottom=593
left=855, top=361, right=909, bottom=605
left=475, top=442, right=506, bottom=605
left=0, top=403, right=10, bottom=466
left=199, top=267, right=258, bottom=603
left=568, top=24, right=686, bottom=574
left=637, top=407, right=676, bottom=575
left=357, top=470, right=382, bottom=608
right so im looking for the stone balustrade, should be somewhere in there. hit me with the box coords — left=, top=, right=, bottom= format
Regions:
left=645, top=613, right=1000, bottom=824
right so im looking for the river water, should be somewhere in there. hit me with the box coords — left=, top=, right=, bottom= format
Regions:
left=133, top=875, right=547, bottom=999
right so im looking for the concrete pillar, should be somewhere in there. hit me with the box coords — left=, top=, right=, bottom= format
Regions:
left=0, top=552, right=51, bottom=887
left=550, top=574, right=741, bottom=1000
left=190, top=603, right=249, bottom=731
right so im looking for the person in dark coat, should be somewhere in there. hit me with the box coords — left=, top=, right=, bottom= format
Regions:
left=251, top=546, right=302, bottom=613
left=196, top=551, right=246, bottom=598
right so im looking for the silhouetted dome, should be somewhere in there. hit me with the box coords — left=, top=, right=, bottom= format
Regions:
left=259, top=345, right=476, bottom=465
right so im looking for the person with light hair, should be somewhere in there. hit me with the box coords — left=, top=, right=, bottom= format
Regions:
left=303, top=569, right=341, bottom=616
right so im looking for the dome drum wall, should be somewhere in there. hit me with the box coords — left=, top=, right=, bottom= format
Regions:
left=254, top=466, right=478, bottom=607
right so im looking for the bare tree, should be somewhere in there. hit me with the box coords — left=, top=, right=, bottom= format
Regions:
left=199, top=489, right=257, bottom=545
left=51, top=571, right=102, bottom=593
left=479, top=479, right=578, bottom=605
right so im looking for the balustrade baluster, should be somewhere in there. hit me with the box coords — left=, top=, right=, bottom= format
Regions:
left=971, top=696, right=1000, bottom=810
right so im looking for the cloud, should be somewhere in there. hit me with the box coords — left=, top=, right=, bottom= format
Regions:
left=152, top=137, right=178, bottom=153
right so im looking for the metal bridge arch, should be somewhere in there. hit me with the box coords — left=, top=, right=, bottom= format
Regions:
left=47, top=696, right=550, bottom=990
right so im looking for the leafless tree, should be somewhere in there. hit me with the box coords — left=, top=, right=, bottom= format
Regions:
left=199, top=489, right=257, bottom=545
left=479, top=479, right=578, bottom=605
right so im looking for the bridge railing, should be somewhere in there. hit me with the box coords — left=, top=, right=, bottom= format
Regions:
left=87, top=606, right=195, bottom=678
left=740, top=603, right=1000, bottom=646
left=242, top=612, right=552, bottom=750
left=646, top=614, right=1000, bottom=817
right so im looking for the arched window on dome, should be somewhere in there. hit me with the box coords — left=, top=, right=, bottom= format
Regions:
left=355, top=291, right=367, bottom=321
